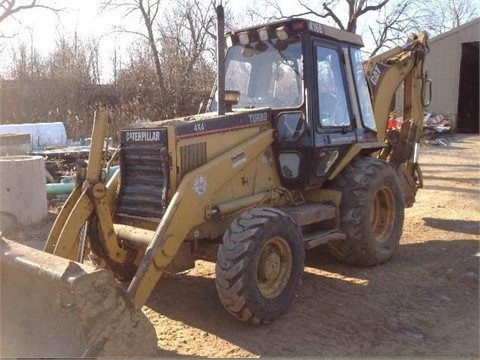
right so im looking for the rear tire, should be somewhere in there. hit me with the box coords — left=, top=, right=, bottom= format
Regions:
left=328, top=157, right=405, bottom=266
left=215, top=208, right=305, bottom=324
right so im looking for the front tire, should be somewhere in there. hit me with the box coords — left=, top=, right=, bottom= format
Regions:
left=215, top=208, right=305, bottom=324
left=328, top=157, right=405, bottom=266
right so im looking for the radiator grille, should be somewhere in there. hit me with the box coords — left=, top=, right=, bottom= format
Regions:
left=117, top=129, right=169, bottom=221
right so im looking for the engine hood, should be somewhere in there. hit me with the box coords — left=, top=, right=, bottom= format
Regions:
left=134, top=108, right=272, bottom=141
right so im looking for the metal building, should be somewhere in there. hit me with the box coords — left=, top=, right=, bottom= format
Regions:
left=425, top=18, right=479, bottom=133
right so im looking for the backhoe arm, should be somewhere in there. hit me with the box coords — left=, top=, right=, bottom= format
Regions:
left=364, top=32, right=430, bottom=142
left=364, top=32, right=430, bottom=207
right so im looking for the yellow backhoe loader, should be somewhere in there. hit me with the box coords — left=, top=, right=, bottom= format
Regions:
left=0, top=5, right=430, bottom=357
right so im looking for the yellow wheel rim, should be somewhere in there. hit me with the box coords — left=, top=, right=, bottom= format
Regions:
left=256, top=236, right=292, bottom=299
left=370, top=186, right=396, bottom=243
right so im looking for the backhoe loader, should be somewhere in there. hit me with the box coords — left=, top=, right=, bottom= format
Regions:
left=0, top=5, right=430, bottom=357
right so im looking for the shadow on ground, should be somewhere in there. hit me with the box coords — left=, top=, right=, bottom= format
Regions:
left=146, top=239, right=479, bottom=358
left=423, top=218, right=479, bottom=235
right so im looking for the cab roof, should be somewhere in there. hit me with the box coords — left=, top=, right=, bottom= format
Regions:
left=226, top=17, right=364, bottom=47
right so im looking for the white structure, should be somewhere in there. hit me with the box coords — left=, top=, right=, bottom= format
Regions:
left=0, top=133, right=32, bottom=156
left=0, top=122, right=67, bottom=149
left=0, top=155, right=47, bottom=225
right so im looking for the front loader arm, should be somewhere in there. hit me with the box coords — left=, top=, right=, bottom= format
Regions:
left=44, top=181, right=85, bottom=255
left=45, top=112, right=127, bottom=263
left=127, top=129, right=275, bottom=307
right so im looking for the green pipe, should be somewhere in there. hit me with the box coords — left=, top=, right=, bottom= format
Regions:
left=46, top=166, right=119, bottom=196
left=46, top=182, right=74, bottom=196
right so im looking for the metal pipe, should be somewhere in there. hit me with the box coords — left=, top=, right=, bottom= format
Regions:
left=413, top=142, right=420, bottom=164
left=214, top=192, right=269, bottom=216
left=104, top=165, right=119, bottom=182
left=113, top=224, right=155, bottom=249
left=216, top=4, right=225, bottom=116
left=45, top=166, right=119, bottom=196
left=46, top=182, right=74, bottom=196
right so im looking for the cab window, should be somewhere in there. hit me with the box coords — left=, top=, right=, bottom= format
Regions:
left=350, top=47, right=376, bottom=131
left=316, top=45, right=351, bottom=128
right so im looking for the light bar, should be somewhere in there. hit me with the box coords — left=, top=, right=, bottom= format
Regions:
left=238, top=32, right=249, bottom=45
left=258, top=27, right=269, bottom=42
left=225, top=34, right=234, bottom=48
left=276, top=26, right=289, bottom=41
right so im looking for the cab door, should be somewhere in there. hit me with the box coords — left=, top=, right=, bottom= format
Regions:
left=308, top=41, right=357, bottom=187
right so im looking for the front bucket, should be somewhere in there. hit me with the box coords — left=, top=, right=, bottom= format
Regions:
left=0, top=238, right=157, bottom=357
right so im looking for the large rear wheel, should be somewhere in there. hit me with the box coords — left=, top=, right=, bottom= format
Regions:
left=328, top=157, right=405, bottom=266
left=215, top=208, right=305, bottom=324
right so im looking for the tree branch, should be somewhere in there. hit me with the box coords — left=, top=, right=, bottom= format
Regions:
left=298, top=0, right=327, bottom=18
left=0, top=0, right=63, bottom=24
left=322, top=2, right=345, bottom=30
left=357, top=0, right=391, bottom=17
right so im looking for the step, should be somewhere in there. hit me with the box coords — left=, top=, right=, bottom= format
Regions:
left=303, top=229, right=346, bottom=250
left=280, top=202, right=336, bottom=227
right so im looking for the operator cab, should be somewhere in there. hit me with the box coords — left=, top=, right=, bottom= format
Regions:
left=210, top=18, right=380, bottom=190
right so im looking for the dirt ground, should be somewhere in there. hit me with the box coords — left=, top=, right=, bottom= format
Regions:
left=12, top=134, right=480, bottom=358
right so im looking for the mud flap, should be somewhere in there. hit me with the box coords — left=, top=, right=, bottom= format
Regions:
left=0, top=238, right=157, bottom=357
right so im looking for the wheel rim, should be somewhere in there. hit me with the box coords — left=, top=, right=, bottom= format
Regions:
left=256, top=236, right=292, bottom=299
left=370, top=186, right=396, bottom=243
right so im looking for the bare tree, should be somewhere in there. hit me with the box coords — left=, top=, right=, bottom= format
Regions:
left=0, top=0, right=61, bottom=24
left=418, top=0, right=479, bottom=36
left=158, top=0, right=217, bottom=114
left=102, top=0, right=223, bottom=119
left=368, top=0, right=479, bottom=55
left=3, top=32, right=104, bottom=134
left=85, top=37, right=101, bottom=85
left=102, top=0, right=166, bottom=99
left=246, top=0, right=403, bottom=57
left=291, top=0, right=391, bottom=33
left=246, top=0, right=286, bottom=23
left=367, top=0, right=421, bottom=56
left=295, top=0, right=383, bottom=32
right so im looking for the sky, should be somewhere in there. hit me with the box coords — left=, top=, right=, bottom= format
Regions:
left=1, top=0, right=137, bottom=79
left=0, top=0, right=373, bottom=82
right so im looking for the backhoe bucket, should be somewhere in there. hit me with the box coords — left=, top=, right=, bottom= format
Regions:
left=0, top=238, right=157, bottom=357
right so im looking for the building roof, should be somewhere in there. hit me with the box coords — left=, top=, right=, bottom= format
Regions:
left=429, top=18, right=480, bottom=44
